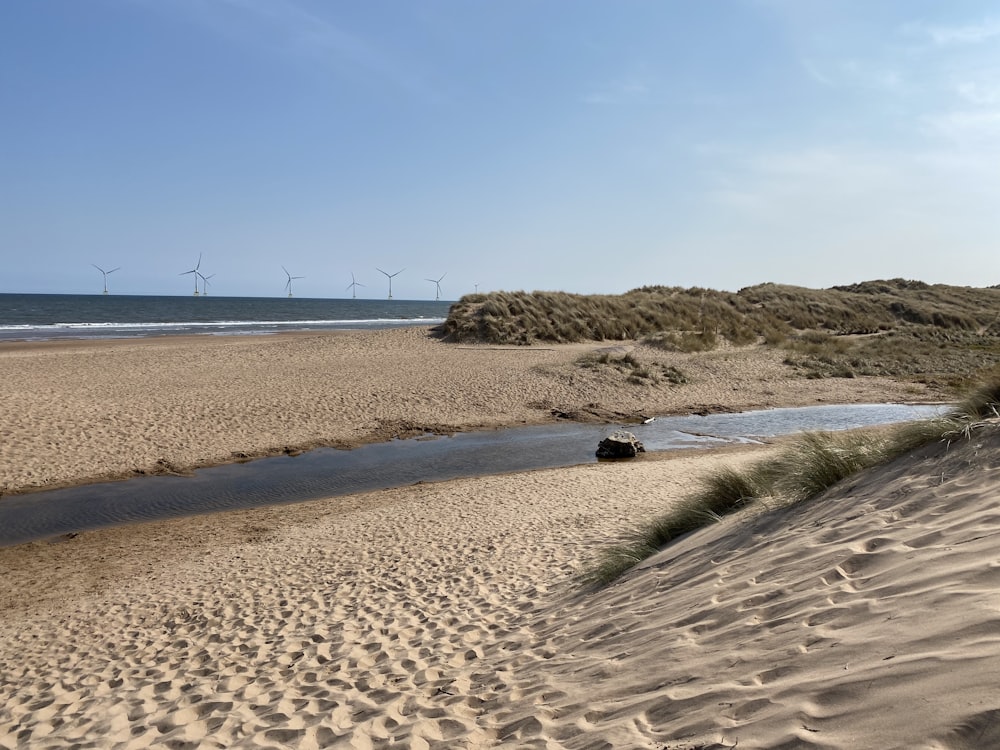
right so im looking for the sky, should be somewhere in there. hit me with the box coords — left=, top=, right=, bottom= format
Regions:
left=2, top=1, right=999, bottom=299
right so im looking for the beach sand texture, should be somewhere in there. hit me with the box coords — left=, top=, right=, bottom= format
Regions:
left=3, top=432, right=1000, bottom=748
left=2, top=328, right=990, bottom=748
left=0, top=327, right=935, bottom=493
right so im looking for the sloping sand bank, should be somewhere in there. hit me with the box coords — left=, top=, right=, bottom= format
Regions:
left=3, top=427, right=1000, bottom=748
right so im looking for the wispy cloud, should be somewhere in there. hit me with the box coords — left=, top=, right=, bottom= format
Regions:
left=707, top=148, right=904, bottom=218
left=693, top=141, right=1000, bottom=286
left=956, top=80, right=1000, bottom=105
left=801, top=59, right=835, bottom=87
left=801, top=58, right=903, bottom=92
left=921, top=109, right=1000, bottom=146
left=903, top=18, right=1000, bottom=46
left=131, top=0, right=433, bottom=98
left=842, top=60, right=903, bottom=91
left=582, top=76, right=650, bottom=105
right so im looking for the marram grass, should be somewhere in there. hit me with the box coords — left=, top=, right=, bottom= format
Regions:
left=442, top=283, right=1000, bottom=387
left=582, top=378, right=1000, bottom=587
left=769, top=431, right=886, bottom=503
left=443, top=281, right=1000, bottom=347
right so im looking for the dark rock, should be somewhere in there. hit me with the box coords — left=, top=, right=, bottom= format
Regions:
left=596, top=430, right=646, bottom=459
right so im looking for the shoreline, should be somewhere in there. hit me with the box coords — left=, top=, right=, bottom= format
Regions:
left=0, top=327, right=945, bottom=497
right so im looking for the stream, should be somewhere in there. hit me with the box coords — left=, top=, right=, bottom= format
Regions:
left=0, top=403, right=946, bottom=547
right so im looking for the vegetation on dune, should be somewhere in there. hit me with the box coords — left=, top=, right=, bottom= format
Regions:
left=443, top=280, right=1000, bottom=346
left=442, top=280, right=1000, bottom=386
left=779, top=328, right=1000, bottom=388
left=582, top=377, right=1000, bottom=587
left=443, top=286, right=781, bottom=346
left=575, top=351, right=688, bottom=386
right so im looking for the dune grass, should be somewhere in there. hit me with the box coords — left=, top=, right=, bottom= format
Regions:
left=575, top=351, right=688, bottom=386
left=444, top=280, right=1000, bottom=347
left=442, top=280, right=1000, bottom=387
left=581, top=379, right=1000, bottom=587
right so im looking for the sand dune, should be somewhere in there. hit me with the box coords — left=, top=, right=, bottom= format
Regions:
left=503, top=427, right=1000, bottom=748
left=2, top=427, right=1000, bottom=748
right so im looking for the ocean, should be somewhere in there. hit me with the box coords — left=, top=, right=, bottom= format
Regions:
left=0, top=293, right=453, bottom=342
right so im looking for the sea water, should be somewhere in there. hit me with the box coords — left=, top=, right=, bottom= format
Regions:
left=0, top=293, right=452, bottom=341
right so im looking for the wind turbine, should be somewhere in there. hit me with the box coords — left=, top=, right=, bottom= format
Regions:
left=346, top=272, right=365, bottom=299
left=283, top=266, right=304, bottom=297
left=377, top=267, right=404, bottom=299
left=197, top=272, right=214, bottom=296
left=425, top=273, right=446, bottom=301
left=180, top=254, right=202, bottom=296
left=91, top=264, right=120, bottom=295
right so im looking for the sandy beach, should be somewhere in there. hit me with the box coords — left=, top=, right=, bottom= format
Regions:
left=0, top=326, right=937, bottom=494
left=4, top=328, right=995, bottom=749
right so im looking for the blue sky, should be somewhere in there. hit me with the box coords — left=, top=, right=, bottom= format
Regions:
left=2, top=1, right=999, bottom=299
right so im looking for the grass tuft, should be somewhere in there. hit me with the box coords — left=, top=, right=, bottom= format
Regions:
left=583, top=376, right=1000, bottom=587
left=579, top=542, right=658, bottom=588
left=769, top=431, right=886, bottom=503
left=953, top=379, right=1000, bottom=420
left=575, top=350, right=687, bottom=387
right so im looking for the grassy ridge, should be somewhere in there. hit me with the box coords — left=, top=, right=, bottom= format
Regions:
left=582, top=379, right=1000, bottom=587
left=442, top=280, right=1000, bottom=386
left=443, top=280, right=1000, bottom=345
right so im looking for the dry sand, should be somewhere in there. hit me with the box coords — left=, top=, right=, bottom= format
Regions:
left=3, top=328, right=992, bottom=749
left=0, top=327, right=936, bottom=493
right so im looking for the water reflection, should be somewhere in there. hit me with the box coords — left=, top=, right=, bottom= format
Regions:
left=0, top=403, right=946, bottom=547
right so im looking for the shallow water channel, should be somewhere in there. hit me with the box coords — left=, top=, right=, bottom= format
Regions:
left=0, top=403, right=945, bottom=547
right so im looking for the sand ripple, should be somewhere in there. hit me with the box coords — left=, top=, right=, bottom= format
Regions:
left=4, top=431, right=1000, bottom=747
left=0, top=450, right=742, bottom=748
